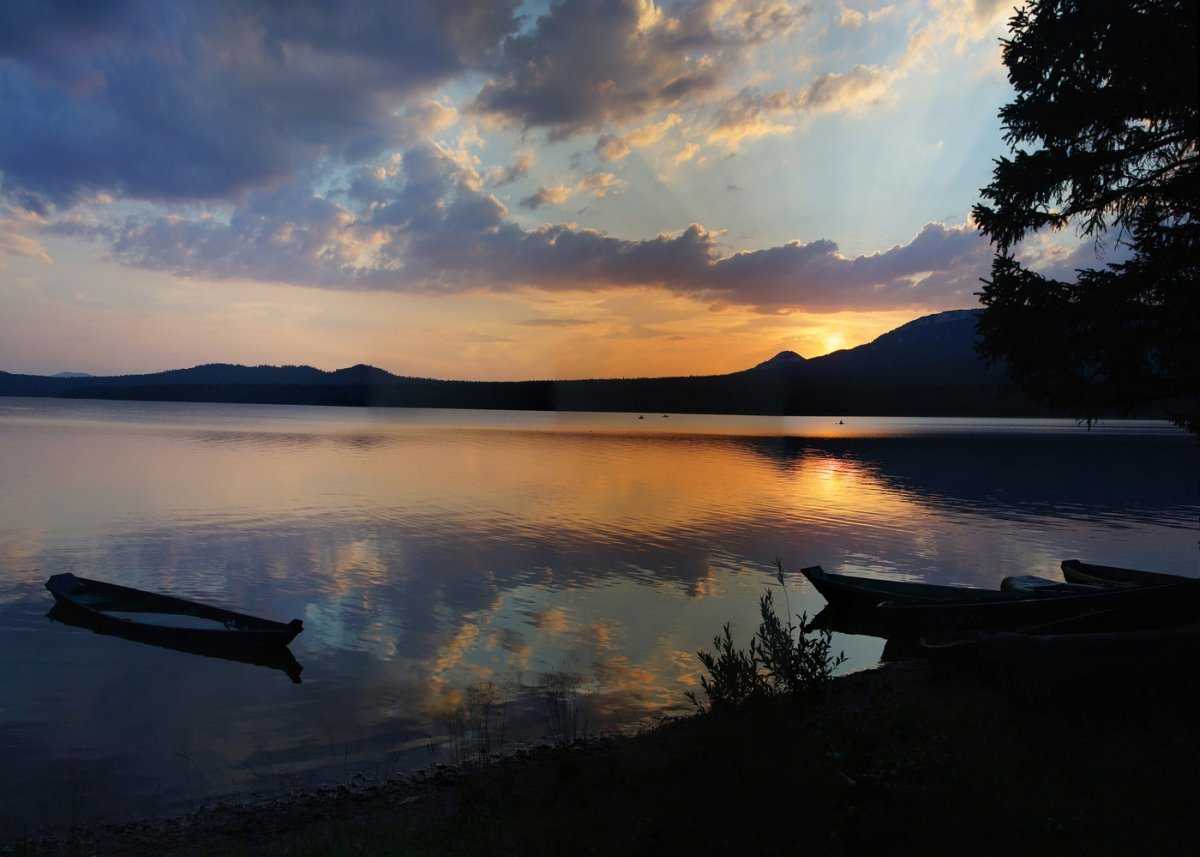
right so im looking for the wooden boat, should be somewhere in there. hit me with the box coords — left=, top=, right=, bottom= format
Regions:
left=801, top=565, right=1013, bottom=611
left=799, top=565, right=1084, bottom=612
left=878, top=577, right=1200, bottom=636
left=45, top=573, right=303, bottom=650
left=1061, top=559, right=1191, bottom=589
left=1000, top=574, right=1101, bottom=595
left=48, top=602, right=304, bottom=683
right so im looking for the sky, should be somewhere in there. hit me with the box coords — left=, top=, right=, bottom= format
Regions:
left=0, top=0, right=1116, bottom=380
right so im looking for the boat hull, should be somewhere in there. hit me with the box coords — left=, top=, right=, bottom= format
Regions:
left=48, top=602, right=303, bottom=682
left=799, top=565, right=1024, bottom=612
left=45, top=573, right=303, bottom=650
left=879, top=580, right=1200, bottom=636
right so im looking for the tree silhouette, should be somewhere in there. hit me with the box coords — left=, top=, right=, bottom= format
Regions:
left=973, top=0, right=1199, bottom=432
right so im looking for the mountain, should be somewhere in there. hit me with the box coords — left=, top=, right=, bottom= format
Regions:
left=51, top=371, right=93, bottom=378
left=753, top=350, right=807, bottom=370
left=0, top=309, right=1067, bottom=417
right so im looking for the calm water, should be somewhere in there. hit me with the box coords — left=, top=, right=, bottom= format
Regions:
left=1, top=398, right=1197, bottom=829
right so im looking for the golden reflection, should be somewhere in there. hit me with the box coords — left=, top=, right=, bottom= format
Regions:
left=0, top=408, right=939, bottom=551
left=669, top=648, right=701, bottom=687
left=6, top=400, right=1196, bottom=800
left=686, top=566, right=720, bottom=599
left=428, top=621, right=480, bottom=699
left=530, top=607, right=572, bottom=635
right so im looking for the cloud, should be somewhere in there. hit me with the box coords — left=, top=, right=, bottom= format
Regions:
left=801, top=64, right=890, bottom=112
left=838, top=5, right=866, bottom=29
left=708, top=64, right=890, bottom=148
left=101, top=140, right=998, bottom=313
left=705, top=0, right=1005, bottom=151
left=1016, top=229, right=1135, bottom=282
left=0, top=223, right=52, bottom=268
left=593, top=113, right=684, bottom=162
left=0, top=207, right=53, bottom=267
left=486, top=151, right=535, bottom=187
left=927, top=0, right=1013, bottom=47
left=520, top=171, right=622, bottom=210
left=516, top=317, right=593, bottom=327
left=577, top=172, right=622, bottom=198
left=471, top=0, right=804, bottom=139
left=838, top=3, right=896, bottom=29
left=708, top=89, right=798, bottom=147
left=520, top=184, right=575, bottom=210
left=0, top=0, right=521, bottom=210
left=400, top=100, right=462, bottom=138
left=624, top=113, right=684, bottom=149
left=594, top=134, right=633, bottom=162
left=673, top=142, right=701, bottom=165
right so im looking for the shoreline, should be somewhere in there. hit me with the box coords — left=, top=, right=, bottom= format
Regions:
left=8, top=657, right=1198, bottom=856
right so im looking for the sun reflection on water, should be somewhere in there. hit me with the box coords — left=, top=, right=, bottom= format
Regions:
left=0, top=399, right=1196, bottom=827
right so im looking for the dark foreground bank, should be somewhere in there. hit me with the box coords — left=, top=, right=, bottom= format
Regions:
left=6, top=655, right=1197, bottom=857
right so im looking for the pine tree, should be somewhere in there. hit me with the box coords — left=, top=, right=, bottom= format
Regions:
left=973, top=0, right=1199, bottom=431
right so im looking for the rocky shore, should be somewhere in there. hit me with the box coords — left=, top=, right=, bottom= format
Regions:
left=6, top=656, right=1196, bottom=856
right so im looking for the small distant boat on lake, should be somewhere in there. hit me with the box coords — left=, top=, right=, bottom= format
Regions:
left=45, top=573, right=303, bottom=650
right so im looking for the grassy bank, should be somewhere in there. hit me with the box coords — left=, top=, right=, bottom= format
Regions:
left=8, top=654, right=1197, bottom=857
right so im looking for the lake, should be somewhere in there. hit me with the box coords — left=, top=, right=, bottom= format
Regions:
left=1, top=398, right=1196, bottom=830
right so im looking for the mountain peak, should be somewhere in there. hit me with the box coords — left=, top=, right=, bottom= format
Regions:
left=753, top=350, right=807, bottom=370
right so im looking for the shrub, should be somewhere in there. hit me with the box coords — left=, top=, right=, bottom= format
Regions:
left=688, top=561, right=845, bottom=713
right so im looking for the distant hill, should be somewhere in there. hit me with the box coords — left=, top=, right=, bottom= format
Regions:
left=50, top=371, right=93, bottom=378
left=753, top=350, right=806, bottom=370
left=0, top=309, right=1075, bottom=417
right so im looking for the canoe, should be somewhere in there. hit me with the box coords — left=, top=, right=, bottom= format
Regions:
left=45, top=573, right=303, bottom=650
left=48, top=602, right=303, bottom=683
left=798, top=565, right=1092, bottom=613
left=877, top=577, right=1200, bottom=636
left=1061, top=559, right=1191, bottom=588
left=799, top=565, right=1022, bottom=612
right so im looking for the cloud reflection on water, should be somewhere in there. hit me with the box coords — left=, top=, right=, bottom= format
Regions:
left=0, top=401, right=1196, bottom=828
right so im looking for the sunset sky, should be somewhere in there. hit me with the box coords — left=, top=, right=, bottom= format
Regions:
left=0, top=0, right=1114, bottom=380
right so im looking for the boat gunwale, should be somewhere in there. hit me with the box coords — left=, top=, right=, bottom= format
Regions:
left=45, top=573, right=302, bottom=645
left=1061, top=559, right=1191, bottom=588
left=800, top=565, right=1054, bottom=607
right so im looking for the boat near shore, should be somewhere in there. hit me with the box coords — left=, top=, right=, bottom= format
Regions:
left=1061, top=559, right=1191, bottom=588
left=798, top=564, right=1087, bottom=612
left=45, top=573, right=304, bottom=650
left=47, top=602, right=304, bottom=682
left=801, top=561, right=1200, bottom=638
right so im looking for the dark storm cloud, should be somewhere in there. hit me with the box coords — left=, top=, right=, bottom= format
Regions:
left=0, top=0, right=520, bottom=209
left=109, top=141, right=990, bottom=313
left=471, top=0, right=804, bottom=138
